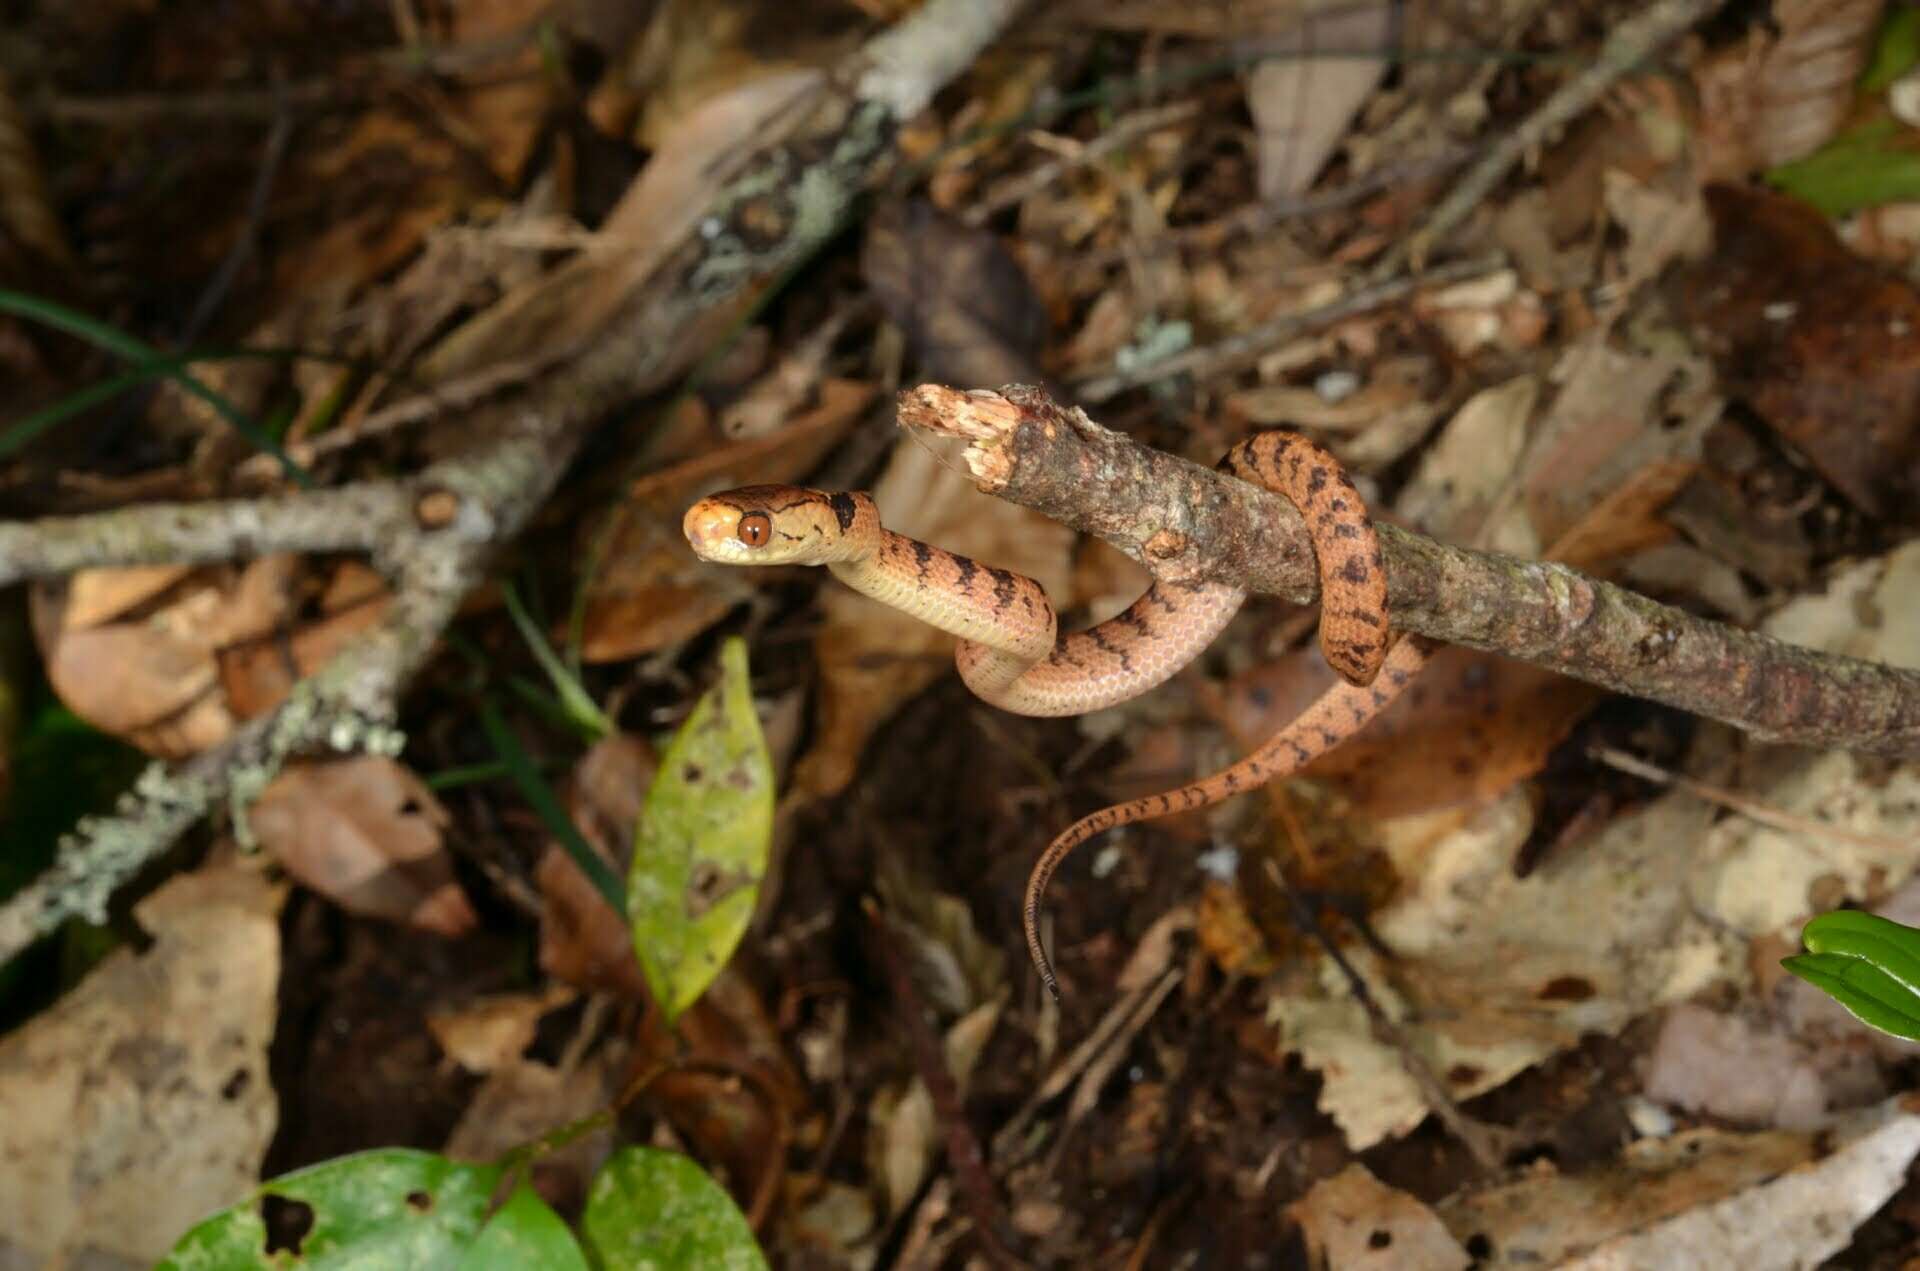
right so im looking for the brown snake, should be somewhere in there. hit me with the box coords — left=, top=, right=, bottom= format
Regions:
left=684, top=431, right=1430, bottom=997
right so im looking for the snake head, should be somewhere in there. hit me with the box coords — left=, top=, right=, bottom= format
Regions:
left=683, top=486, right=876, bottom=566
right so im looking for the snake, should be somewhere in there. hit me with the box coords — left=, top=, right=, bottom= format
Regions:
left=683, top=431, right=1430, bottom=997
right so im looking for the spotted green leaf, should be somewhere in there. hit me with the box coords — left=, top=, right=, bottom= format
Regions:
left=158, top=1149, right=511, bottom=1268
left=581, top=1147, right=768, bottom=1271
left=1783, top=909, right=1920, bottom=1042
left=628, top=637, right=773, bottom=1025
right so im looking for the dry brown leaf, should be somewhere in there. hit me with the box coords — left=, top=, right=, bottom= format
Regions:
left=1521, top=340, right=1711, bottom=552
left=1539, top=459, right=1697, bottom=571
left=33, top=554, right=392, bottom=757
left=218, top=561, right=393, bottom=720
left=1245, top=4, right=1392, bottom=201
left=1288, top=1164, right=1470, bottom=1271
left=251, top=756, right=476, bottom=937
left=445, top=0, right=553, bottom=185
left=1676, top=183, right=1920, bottom=520
left=1435, top=1105, right=1920, bottom=1267
left=420, top=64, right=826, bottom=390
left=442, top=1046, right=624, bottom=1215
left=867, top=997, right=1004, bottom=1219
left=718, top=308, right=855, bottom=441
left=62, top=564, right=191, bottom=630
left=0, top=863, right=283, bottom=1266
left=861, top=200, right=1052, bottom=390
left=1196, top=881, right=1277, bottom=980
left=38, top=600, right=220, bottom=738
left=427, top=984, right=578, bottom=1075
left=538, top=733, right=656, bottom=997
left=1754, top=0, right=1882, bottom=168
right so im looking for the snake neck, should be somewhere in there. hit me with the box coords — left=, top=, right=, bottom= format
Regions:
left=829, top=530, right=1058, bottom=656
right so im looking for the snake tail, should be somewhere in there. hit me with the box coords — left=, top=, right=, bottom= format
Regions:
left=1023, top=635, right=1432, bottom=998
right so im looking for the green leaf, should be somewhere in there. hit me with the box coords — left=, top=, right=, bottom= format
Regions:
left=0, top=288, right=313, bottom=486
left=1864, top=5, right=1920, bottom=92
left=628, top=637, right=773, bottom=1025
left=1769, top=115, right=1920, bottom=217
left=502, top=582, right=614, bottom=739
left=458, top=1182, right=590, bottom=1271
left=158, top=1149, right=506, bottom=1268
left=1783, top=910, right=1920, bottom=1041
left=581, top=1147, right=767, bottom=1271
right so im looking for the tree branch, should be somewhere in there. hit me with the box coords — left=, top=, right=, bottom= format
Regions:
left=0, top=0, right=1034, bottom=968
left=898, top=383, right=1920, bottom=758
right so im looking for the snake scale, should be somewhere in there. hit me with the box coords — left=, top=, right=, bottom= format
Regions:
left=685, top=430, right=1430, bottom=997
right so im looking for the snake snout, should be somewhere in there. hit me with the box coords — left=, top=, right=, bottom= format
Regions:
left=682, top=499, right=746, bottom=562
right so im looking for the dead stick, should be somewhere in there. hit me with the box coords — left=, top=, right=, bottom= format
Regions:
left=899, top=383, right=1920, bottom=758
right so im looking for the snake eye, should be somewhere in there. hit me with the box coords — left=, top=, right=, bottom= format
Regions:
left=737, top=511, right=772, bottom=547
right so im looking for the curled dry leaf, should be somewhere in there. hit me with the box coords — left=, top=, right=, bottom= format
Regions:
left=251, top=756, right=477, bottom=937
left=31, top=557, right=392, bottom=758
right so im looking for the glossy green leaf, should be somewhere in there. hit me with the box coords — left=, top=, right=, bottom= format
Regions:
left=1801, top=909, right=1920, bottom=993
left=1783, top=910, right=1920, bottom=1042
left=628, top=637, right=773, bottom=1025
left=158, top=1148, right=504, bottom=1268
left=581, top=1147, right=767, bottom=1271
left=458, top=1181, right=590, bottom=1271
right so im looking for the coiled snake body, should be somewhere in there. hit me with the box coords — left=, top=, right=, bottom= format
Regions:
left=684, top=431, right=1429, bottom=996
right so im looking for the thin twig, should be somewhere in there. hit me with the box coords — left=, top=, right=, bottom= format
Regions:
left=1074, top=253, right=1504, bottom=401
left=183, top=107, right=294, bottom=344
left=1264, top=857, right=1508, bottom=1172
left=899, top=383, right=1920, bottom=758
left=866, top=900, right=1021, bottom=1268
left=0, top=482, right=413, bottom=586
left=1592, top=746, right=1919, bottom=861
left=0, top=0, right=1034, bottom=970
left=964, top=101, right=1202, bottom=227
left=0, top=67, right=73, bottom=266
left=1375, top=0, right=1725, bottom=278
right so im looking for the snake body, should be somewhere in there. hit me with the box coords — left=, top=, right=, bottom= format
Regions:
left=684, top=431, right=1429, bottom=996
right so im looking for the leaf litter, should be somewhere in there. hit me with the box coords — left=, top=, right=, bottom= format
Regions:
left=13, top=0, right=1920, bottom=1265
